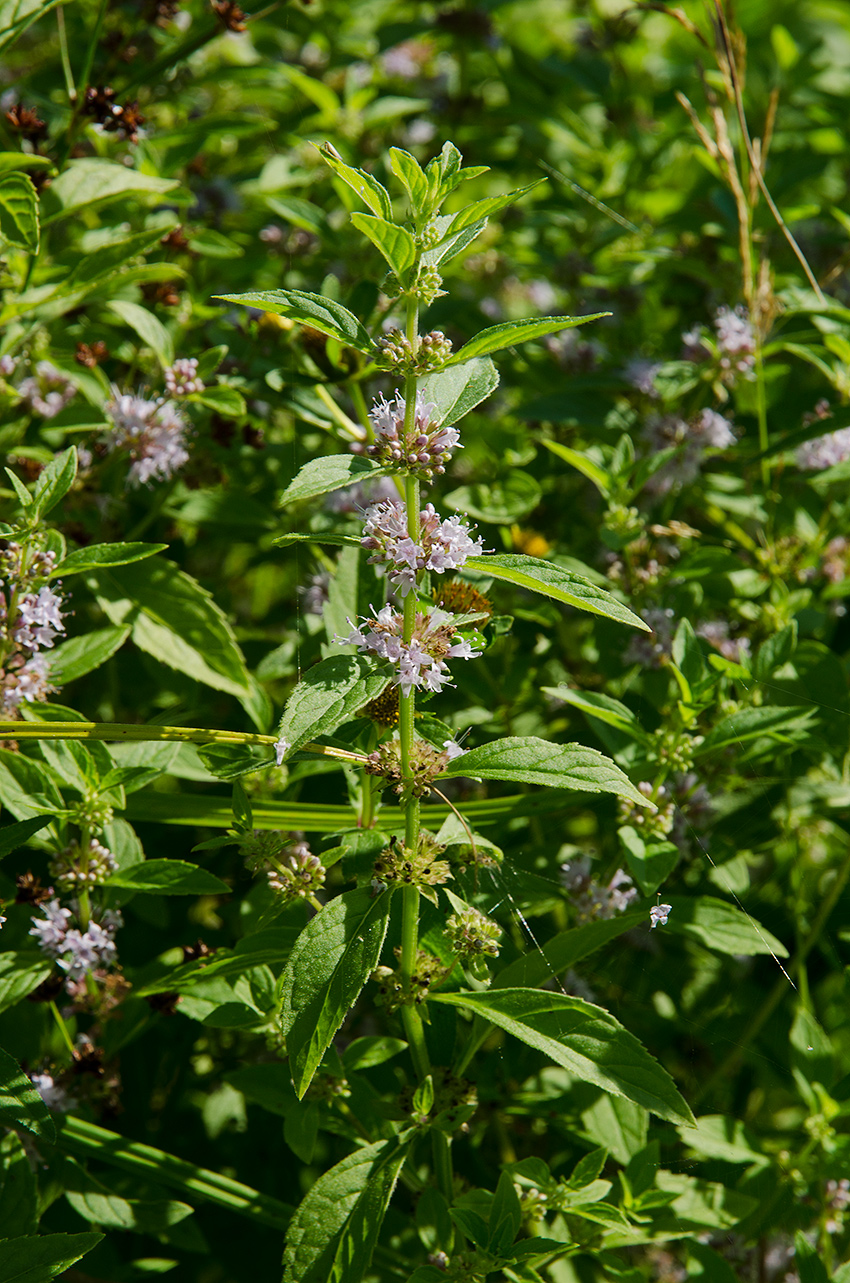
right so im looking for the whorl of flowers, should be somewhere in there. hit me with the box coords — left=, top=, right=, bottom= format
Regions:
left=105, top=388, right=190, bottom=486
left=445, top=907, right=501, bottom=958
left=340, top=605, right=481, bottom=696
left=49, top=839, right=118, bottom=890
left=239, top=831, right=325, bottom=902
left=164, top=358, right=204, bottom=397
left=377, top=329, right=453, bottom=374
left=16, top=361, right=77, bottom=419
left=361, top=499, right=485, bottom=595
left=29, top=899, right=122, bottom=984
left=714, top=305, right=755, bottom=379
left=367, top=391, right=461, bottom=483
left=561, top=856, right=638, bottom=923
left=796, top=426, right=850, bottom=472
left=0, top=544, right=65, bottom=716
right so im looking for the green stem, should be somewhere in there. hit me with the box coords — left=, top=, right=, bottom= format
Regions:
left=56, top=7, right=76, bottom=103
left=754, top=337, right=770, bottom=491
left=431, top=1129, right=454, bottom=1203
left=349, top=380, right=373, bottom=439
left=49, top=1001, right=76, bottom=1057
left=694, top=841, right=850, bottom=1104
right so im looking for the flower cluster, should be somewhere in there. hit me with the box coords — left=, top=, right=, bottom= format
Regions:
left=642, top=408, right=734, bottom=493
left=445, top=907, right=501, bottom=958
left=362, top=499, right=485, bottom=595
left=0, top=545, right=65, bottom=716
left=239, top=831, right=326, bottom=902
left=164, top=358, right=205, bottom=397
left=682, top=305, right=755, bottom=383
left=29, top=900, right=122, bottom=984
left=105, top=389, right=190, bottom=486
left=377, top=329, right=453, bottom=374
left=796, top=425, right=850, bottom=471
left=560, top=856, right=638, bottom=922
left=341, top=606, right=481, bottom=695
left=16, top=361, right=77, bottom=419
left=365, top=735, right=461, bottom=796
left=49, top=839, right=118, bottom=890
left=367, top=391, right=461, bottom=482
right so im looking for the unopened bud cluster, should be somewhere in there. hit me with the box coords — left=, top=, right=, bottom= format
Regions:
left=372, top=833, right=451, bottom=895
left=445, top=907, right=501, bottom=959
left=49, top=840, right=117, bottom=890
left=69, top=793, right=114, bottom=832
left=367, top=390, right=461, bottom=482
left=240, top=831, right=325, bottom=901
left=373, top=948, right=443, bottom=1009
left=377, top=329, right=453, bottom=374
left=415, top=264, right=445, bottom=306
left=618, top=782, right=675, bottom=839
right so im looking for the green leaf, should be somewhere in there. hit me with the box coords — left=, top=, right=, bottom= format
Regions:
left=676, top=1115, right=768, bottom=1166
left=493, top=908, right=646, bottom=990
left=581, top=1093, right=647, bottom=1165
left=282, top=1134, right=410, bottom=1283
left=280, top=455, right=391, bottom=506
left=225, top=1063, right=296, bottom=1117
left=754, top=622, right=798, bottom=681
left=464, top=555, right=649, bottom=630
left=0, top=816, right=53, bottom=860
left=442, top=735, right=650, bottom=807
left=420, top=357, right=499, bottom=424
left=445, top=473, right=541, bottom=524
left=0, top=1232, right=103, bottom=1283
left=488, top=1170, right=522, bottom=1257
left=543, top=686, right=650, bottom=741
left=0, top=153, right=52, bottom=175
left=447, top=314, right=610, bottom=365
left=31, top=446, right=75, bottom=517
left=43, top=159, right=179, bottom=222
left=56, top=541, right=167, bottom=577
left=48, top=625, right=131, bottom=686
left=94, top=556, right=251, bottom=698
left=388, top=147, right=429, bottom=210
left=350, top=212, right=417, bottom=280
left=0, top=1046, right=55, bottom=1141
left=696, top=705, right=816, bottom=754
left=278, top=887, right=393, bottom=1098
left=444, top=179, right=545, bottom=233
left=277, top=654, right=392, bottom=758
left=0, top=749, right=63, bottom=819
left=0, top=171, right=37, bottom=252
left=430, top=989, right=694, bottom=1124
left=619, top=826, right=678, bottom=897
left=104, top=859, right=230, bottom=896
left=0, top=953, right=58, bottom=1014
left=663, top=896, right=788, bottom=957
left=105, top=299, right=174, bottom=368
left=793, top=1231, right=830, bottom=1283
left=421, top=214, right=488, bottom=268
left=284, top=1101, right=320, bottom=1164
left=341, top=1037, right=408, bottom=1072
left=0, top=1133, right=38, bottom=1239
left=188, top=384, right=247, bottom=418
left=195, top=742, right=271, bottom=780
left=541, top=439, right=612, bottom=495
left=64, top=1163, right=195, bottom=1234
left=320, top=147, right=393, bottom=219
left=213, top=289, right=373, bottom=354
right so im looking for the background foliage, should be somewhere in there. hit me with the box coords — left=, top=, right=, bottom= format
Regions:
left=2, top=0, right=850, bottom=1280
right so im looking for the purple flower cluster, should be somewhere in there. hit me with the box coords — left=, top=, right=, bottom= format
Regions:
left=0, top=545, right=65, bottom=716
left=105, top=388, right=190, bottom=486
left=29, top=899, right=122, bottom=984
left=796, top=426, right=850, bottom=471
left=340, top=605, right=481, bottom=695
left=164, top=357, right=204, bottom=397
left=367, top=390, right=461, bottom=482
left=642, top=406, right=734, bottom=493
left=361, top=499, right=485, bottom=595
left=561, top=855, right=638, bottom=922
left=15, top=361, right=77, bottom=419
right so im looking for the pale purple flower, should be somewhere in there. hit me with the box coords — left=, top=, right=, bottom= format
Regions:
left=0, top=354, right=17, bottom=377
left=681, top=325, right=708, bottom=362
left=164, top=358, right=204, bottom=397
left=697, top=619, right=750, bottom=663
left=796, top=427, right=850, bottom=471
left=339, top=605, right=480, bottom=695
left=693, top=407, right=735, bottom=449
left=274, top=736, right=291, bottom=765
left=650, top=903, right=672, bottom=929
left=29, top=899, right=72, bottom=955
left=624, top=358, right=661, bottom=396
left=3, top=654, right=53, bottom=711
left=367, top=390, right=460, bottom=482
left=561, top=858, right=638, bottom=922
left=714, top=305, right=755, bottom=379
left=443, top=739, right=465, bottom=761
left=16, top=362, right=76, bottom=418
left=106, top=388, right=190, bottom=486
left=30, top=901, right=121, bottom=982
left=361, top=500, right=484, bottom=595
left=14, top=586, right=65, bottom=651
left=29, top=1072, right=73, bottom=1112
left=259, top=224, right=284, bottom=244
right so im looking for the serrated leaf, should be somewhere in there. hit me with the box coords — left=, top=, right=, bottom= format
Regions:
left=421, top=214, right=488, bottom=268
left=282, top=1134, right=410, bottom=1283
left=444, top=179, right=545, bottom=233
left=429, top=989, right=694, bottom=1124
left=32, top=446, right=75, bottom=517
left=663, top=896, right=788, bottom=957
left=104, top=859, right=230, bottom=895
left=421, top=357, right=499, bottom=424
left=277, top=653, right=392, bottom=757
left=447, top=314, right=610, bottom=365
left=388, top=147, right=429, bottom=209
left=0, top=171, right=38, bottom=252
left=321, top=148, right=393, bottom=219
left=278, top=887, right=393, bottom=1098
left=0, top=1131, right=38, bottom=1239
left=543, top=686, right=650, bottom=741
left=0, top=1232, right=103, bottom=1283
left=464, top=555, right=649, bottom=630
left=214, top=289, right=373, bottom=354
left=350, top=212, right=417, bottom=279
left=94, top=556, right=251, bottom=698
left=0, top=1047, right=54, bottom=1142
left=280, top=455, right=391, bottom=506
left=442, top=735, right=650, bottom=807
left=56, top=542, right=167, bottom=577
left=0, top=953, right=53, bottom=1014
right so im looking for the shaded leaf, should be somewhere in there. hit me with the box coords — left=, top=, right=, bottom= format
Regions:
left=663, top=896, right=788, bottom=957
left=49, top=626, right=131, bottom=686
left=0, top=1046, right=55, bottom=1141
left=105, top=859, right=230, bottom=896
left=0, top=171, right=38, bottom=252
left=56, top=542, right=167, bottom=577
left=0, top=1232, right=103, bottom=1283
